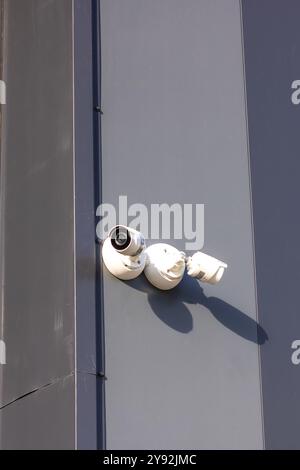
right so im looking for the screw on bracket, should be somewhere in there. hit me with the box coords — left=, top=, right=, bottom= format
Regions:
left=94, top=105, right=103, bottom=114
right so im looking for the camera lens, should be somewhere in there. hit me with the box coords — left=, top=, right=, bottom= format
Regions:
left=115, top=230, right=127, bottom=247
left=110, top=226, right=131, bottom=251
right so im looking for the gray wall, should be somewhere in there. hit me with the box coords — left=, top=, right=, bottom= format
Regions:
left=101, top=0, right=263, bottom=449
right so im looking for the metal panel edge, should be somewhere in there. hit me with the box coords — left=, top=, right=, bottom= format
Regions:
left=73, top=0, right=105, bottom=450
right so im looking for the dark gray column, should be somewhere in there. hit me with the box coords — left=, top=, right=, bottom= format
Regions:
left=0, top=0, right=75, bottom=449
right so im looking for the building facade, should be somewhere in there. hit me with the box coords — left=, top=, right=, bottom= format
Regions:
left=0, top=0, right=300, bottom=450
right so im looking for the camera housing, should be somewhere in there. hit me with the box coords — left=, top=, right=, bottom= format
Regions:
left=186, top=251, right=227, bottom=284
left=102, top=226, right=146, bottom=280
left=144, top=243, right=186, bottom=290
left=109, top=225, right=145, bottom=256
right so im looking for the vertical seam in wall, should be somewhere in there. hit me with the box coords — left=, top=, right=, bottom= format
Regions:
left=0, top=2, right=7, bottom=424
left=239, top=0, right=266, bottom=450
left=71, top=0, right=78, bottom=451
left=0, top=4, right=5, bottom=442
left=0, top=0, right=7, bottom=343
left=92, top=0, right=106, bottom=449
left=0, top=0, right=5, bottom=342
left=73, top=0, right=105, bottom=449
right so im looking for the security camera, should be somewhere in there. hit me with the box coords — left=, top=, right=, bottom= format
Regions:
left=186, top=251, right=227, bottom=284
left=109, top=225, right=145, bottom=256
left=144, top=243, right=186, bottom=290
left=102, top=225, right=146, bottom=280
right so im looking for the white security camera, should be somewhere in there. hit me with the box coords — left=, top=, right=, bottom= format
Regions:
left=102, top=225, right=146, bottom=280
left=186, top=251, right=227, bottom=284
left=109, top=225, right=145, bottom=256
left=144, top=243, right=186, bottom=290
left=101, top=225, right=227, bottom=287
